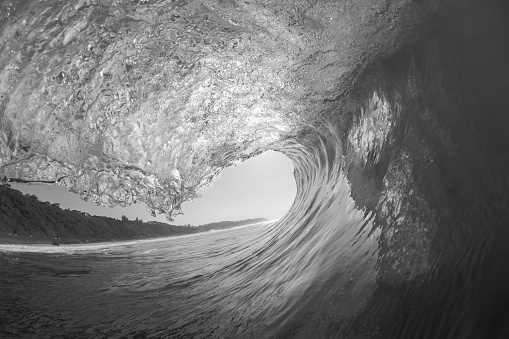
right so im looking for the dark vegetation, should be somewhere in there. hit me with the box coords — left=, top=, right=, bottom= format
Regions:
left=0, top=184, right=267, bottom=244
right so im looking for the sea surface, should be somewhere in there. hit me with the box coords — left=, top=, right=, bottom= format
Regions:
left=2, top=125, right=509, bottom=339
left=2, top=1, right=509, bottom=337
left=0, top=127, right=382, bottom=338
left=0, top=213, right=379, bottom=339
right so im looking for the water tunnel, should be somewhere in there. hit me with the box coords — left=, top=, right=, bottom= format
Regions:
left=1, top=0, right=509, bottom=337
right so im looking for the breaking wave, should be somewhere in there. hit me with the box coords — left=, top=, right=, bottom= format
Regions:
left=2, top=111, right=509, bottom=338
left=1, top=124, right=383, bottom=338
left=2, top=0, right=509, bottom=338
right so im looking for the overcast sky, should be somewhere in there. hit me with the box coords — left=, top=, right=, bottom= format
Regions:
left=11, top=151, right=296, bottom=226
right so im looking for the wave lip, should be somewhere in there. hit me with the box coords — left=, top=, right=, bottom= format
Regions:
left=0, top=0, right=442, bottom=220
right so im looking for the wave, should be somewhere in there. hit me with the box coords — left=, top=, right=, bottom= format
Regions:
left=1, top=0, right=509, bottom=338
left=1, top=128, right=380, bottom=337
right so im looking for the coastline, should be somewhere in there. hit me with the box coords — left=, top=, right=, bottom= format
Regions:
left=0, top=220, right=276, bottom=251
left=0, top=221, right=275, bottom=254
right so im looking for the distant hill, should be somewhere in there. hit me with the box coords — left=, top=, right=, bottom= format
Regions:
left=0, top=184, right=267, bottom=245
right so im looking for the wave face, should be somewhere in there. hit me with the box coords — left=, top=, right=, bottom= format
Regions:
left=2, top=0, right=509, bottom=338
left=1, top=119, right=508, bottom=338
left=1, top=129, right=381, bottom=338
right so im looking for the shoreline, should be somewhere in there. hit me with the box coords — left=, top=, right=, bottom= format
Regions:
left=0, top=220, right=276, bottom=252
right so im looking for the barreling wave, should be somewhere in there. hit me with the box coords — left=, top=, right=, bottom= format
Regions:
left=257, top=124, right=381, bottom=337
left=147, top=124, right=383, bottom=338
left=0, top=124, right=381, bottom=338
left=2, top=0, right=509, bottom=337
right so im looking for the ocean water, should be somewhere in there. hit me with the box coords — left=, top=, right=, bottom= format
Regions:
left=2, top=0, right=509, bottom=338
left=0, top=218, right=378, bottom=338
left=2, top=124, right=509, bottom=339
left=0, top=128, right=383, bottom=338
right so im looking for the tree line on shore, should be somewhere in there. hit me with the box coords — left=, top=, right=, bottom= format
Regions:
left=0, top=184, right=266, bottom=244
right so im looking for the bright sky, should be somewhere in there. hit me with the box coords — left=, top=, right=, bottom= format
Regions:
left=11, top=151, right=297, bottom=226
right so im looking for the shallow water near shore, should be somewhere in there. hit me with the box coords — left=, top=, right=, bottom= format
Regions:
left=0, top=220, right=275, bottom=254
